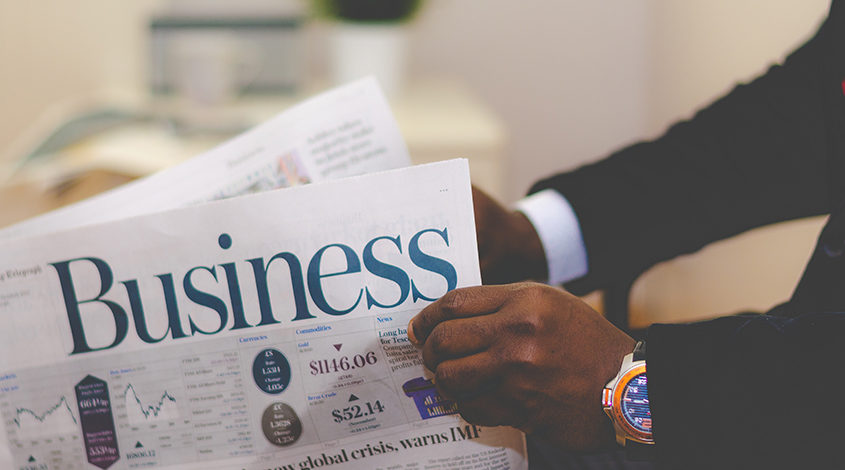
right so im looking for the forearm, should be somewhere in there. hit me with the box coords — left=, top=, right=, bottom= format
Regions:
left=530, top=8, right=840, bottom=294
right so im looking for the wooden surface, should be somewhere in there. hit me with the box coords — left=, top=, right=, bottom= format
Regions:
left=0, top=170, right=134, bottom=230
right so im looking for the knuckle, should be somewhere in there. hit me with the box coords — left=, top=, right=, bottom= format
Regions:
left=423, top=326, right=452, bottom=368
left=421, top=347, right=438, bottom=372
left=516, top=282, right=546, bottom=303
left=514, top=347, right=541, bottom=369
left=506, top=284, right=553, bottom=336
left=428, top=323, right=448, bottom=345
left=513, top=313, right=543, bottom=336
left=427, top=325, right=452, bottom=355
left=434, top=366, right=459, bottom=397
left=434, top=363, right=457, bottom=387
left=497, top=342, right=540, bottom=371
left=439, top=289, right=466, bottom=316
left=412, top=314, right=432, bottom=341
left=508, top=284, right=536, bottom=307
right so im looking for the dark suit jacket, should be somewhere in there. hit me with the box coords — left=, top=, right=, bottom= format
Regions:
left=530, top=1, right=845, bottom=468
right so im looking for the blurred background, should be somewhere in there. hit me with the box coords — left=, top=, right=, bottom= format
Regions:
left=0, top=0, right=832, bottom=328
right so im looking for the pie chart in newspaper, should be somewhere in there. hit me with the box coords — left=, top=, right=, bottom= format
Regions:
left=261, top=402, right=302, bottom=446
left=253, top=349, right=292, bottom=395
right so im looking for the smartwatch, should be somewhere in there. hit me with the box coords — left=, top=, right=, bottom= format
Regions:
left=602, top=341, right=654, bottom=460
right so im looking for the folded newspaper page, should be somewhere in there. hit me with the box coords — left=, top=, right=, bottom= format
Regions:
left=0, top=77, right=411, bottom=241
left=0, top=160, right=528, bottom=470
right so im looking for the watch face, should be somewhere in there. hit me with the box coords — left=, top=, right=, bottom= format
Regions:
left=621, top=373, right=651, bottom=434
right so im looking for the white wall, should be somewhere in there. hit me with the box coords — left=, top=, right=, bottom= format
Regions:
left=0, top=0, right=831, bottom=187
left=410, top=0, right=831, bottom=202
left=0, top=0, right=164, bottom=157
left=411, top=1, right=651, bottom=202
left=645, top=1, right=829, bottom=133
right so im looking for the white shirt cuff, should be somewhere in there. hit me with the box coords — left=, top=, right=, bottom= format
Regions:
left=515, top=189, right=589, bottom=285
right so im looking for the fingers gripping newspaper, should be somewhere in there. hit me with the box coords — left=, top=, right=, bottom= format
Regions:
left=0, top=80, right=528, bottom=470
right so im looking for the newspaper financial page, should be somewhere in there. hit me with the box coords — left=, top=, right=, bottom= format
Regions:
left=0, top=160, right=528, bottom=470
left=0, top=77, right=410, bottom=241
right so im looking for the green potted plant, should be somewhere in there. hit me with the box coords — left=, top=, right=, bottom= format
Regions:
left=314, top=0, right=425, bottom=96
left=314, top=0, right=422, bottom=23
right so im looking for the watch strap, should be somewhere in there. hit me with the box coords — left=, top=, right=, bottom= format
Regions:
left=626, top=440, right=655, bottom=461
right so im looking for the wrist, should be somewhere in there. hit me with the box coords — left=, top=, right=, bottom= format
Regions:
left=510, top=211, right=548, bottom=281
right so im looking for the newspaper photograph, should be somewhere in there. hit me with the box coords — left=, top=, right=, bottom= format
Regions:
left=0, top=160, right=528, bottom=470
left=0, top=77, right=410, bottom=242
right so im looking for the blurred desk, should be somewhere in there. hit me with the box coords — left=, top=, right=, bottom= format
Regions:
left=0, top=79, right=507, bottom=228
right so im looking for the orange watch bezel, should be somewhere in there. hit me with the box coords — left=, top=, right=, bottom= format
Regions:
left=609, top=363, right=653, bottom=443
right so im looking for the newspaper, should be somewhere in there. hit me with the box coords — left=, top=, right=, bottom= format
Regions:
left=0, top=77, right=411, bottom=241
left=0, top=160, right=527, bottom=470
left=0, top=81, right=528, bottom=469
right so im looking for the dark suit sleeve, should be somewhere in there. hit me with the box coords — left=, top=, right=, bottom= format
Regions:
left=647, top=312, right=845, bottom=468
left=530, top=3, right=845, bottom=295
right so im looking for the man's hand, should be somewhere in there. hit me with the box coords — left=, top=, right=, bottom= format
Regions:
left=408, top=282, right=636, bottom=451
left=473, top=186, right=547, bottom=284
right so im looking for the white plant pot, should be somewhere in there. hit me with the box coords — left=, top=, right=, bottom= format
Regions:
left=330, top=22, right=408, bottom=97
